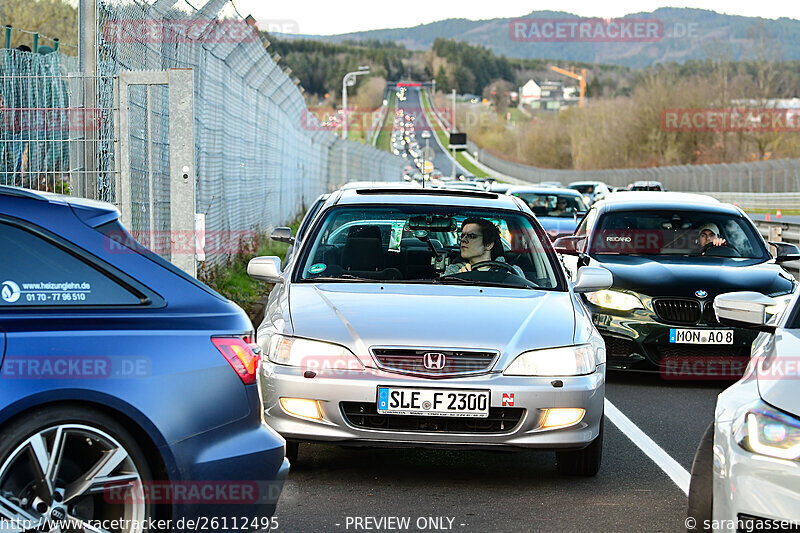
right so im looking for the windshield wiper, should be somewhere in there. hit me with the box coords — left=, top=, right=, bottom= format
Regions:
left=306, top=274, right=375, bottom=282
left=435, top=277, right=535, bottom=289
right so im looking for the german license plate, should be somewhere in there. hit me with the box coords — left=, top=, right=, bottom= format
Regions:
left=376, top=387, right=490, bottom=418
left=669, top=329, right=733, bottom=344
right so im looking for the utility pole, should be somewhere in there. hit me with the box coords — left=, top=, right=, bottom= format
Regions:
left=451, top=89, right=456, bottom=180
left=421, top=130, right=431, bottom=188
left=79, top=0, right=97, bottom=198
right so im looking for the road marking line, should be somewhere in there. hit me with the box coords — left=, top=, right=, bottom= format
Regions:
left=605, top=398, right=691, bottom=495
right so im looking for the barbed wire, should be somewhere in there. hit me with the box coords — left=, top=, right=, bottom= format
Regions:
left=6, top=26, right=78, bottom=49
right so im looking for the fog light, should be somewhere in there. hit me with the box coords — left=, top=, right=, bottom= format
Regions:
left=280, top=398, right=323, bottom=421
left=541, top=408, right=585, bottom=429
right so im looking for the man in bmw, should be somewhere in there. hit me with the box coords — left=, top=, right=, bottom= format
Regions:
left=248, top=187, right=613, bottom=476
left=554, top=192, right=799, bottom=377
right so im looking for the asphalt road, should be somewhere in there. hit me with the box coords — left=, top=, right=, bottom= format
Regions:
left=747, top=212, right=800, bottom=225
left=399, top=87, right=469, bottom=178
left=273, top=369, right=725, bottom=532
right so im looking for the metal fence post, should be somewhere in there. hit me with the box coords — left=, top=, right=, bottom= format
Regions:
left=168, top=69, right=196, bottom=276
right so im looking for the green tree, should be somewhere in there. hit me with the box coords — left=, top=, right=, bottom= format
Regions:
left=1, top=0, right=78, bottom=53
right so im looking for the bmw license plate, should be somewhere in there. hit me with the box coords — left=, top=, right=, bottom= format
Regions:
left=669, top=329, right=733, bottom=344
left=377, top=387, right=490, bottom=418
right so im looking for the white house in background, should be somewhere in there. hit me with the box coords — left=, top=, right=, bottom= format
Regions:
left=520, top=80, right=541, bottom=104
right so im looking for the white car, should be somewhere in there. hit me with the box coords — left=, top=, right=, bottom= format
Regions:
left=688, top=288, right=800, bottom=531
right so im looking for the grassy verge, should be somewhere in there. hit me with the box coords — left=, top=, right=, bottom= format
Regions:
left=198, top=216, right=303, bottom=324
left=375, top=93, right=396, bottom=152
left=419, top=90, right=489, bottom=178
left=745, top=208, right=800, bottom=216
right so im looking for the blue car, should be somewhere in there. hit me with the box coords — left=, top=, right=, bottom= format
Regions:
left=506, top=187, right=588, bottom=240
left=0, top=186, right=288, bottom=532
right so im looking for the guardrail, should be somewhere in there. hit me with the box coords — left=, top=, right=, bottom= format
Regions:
left=708, top=193, right=800, bottom=210
left=368, top=101, right=388, bottom=147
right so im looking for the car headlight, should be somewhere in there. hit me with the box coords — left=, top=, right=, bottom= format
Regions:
left=267, top=335, right=364, bottom=371
left=503, top=344, right=602, bottom=376
left=586, top=289, right=644, bottom=311
left=734, top=405, right=800, bottom=461
left=766, top=291, right=795, bottom=317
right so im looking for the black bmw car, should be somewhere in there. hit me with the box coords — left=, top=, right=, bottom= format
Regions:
left=555, top=192, right=799, bottom=377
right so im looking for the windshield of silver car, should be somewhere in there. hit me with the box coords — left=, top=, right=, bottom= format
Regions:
left=296, top=206, right=562, bottom=289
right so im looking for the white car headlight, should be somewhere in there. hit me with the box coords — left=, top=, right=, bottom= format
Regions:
left=586, top=289, right=644, bottom=311
left=766, top=292, right=795, bottom=317
left=267, top=335, right=364, bottom=371
left=734, top=405, right=800, bottom=461
left=503, top=344, right=601, bottom=377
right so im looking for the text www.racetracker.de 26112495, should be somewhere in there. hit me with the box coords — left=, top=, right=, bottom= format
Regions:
left=0, top=516, right=280, bottom=531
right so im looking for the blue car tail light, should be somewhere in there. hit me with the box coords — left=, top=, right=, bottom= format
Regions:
left=212, top=336, right=261, bottom=385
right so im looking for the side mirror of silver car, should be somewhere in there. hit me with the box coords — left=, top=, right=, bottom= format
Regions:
left=714, top=292, right=776, bottom=330
left=248, top=256, right=283, bottom=284
left=271, top=227, right=295, bottom=244
left=573, top=266, right=613, bottom=293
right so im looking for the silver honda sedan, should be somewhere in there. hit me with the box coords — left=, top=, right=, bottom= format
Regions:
left=249, top=188, right=612, bottom=475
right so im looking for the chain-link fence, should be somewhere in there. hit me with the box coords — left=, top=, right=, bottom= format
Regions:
left=2, top=0, right=405, bottom=268
left=0, top=49, right=105, bottom=195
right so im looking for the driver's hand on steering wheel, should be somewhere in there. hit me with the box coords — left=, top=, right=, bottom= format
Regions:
left=710, top=237, right=727, bottom=247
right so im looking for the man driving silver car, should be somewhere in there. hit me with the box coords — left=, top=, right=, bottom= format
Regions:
left=443, top=217, right=524, bottom=276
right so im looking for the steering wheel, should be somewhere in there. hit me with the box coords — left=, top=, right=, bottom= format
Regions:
left=699, top=241, right=739, bottom=256
left=469, top=260, right=520, bottom=275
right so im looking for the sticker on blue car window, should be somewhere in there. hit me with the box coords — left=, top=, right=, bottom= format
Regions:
left=1, top=279, right=93, bottom=304
left=309, top=263, right=326, bottom=274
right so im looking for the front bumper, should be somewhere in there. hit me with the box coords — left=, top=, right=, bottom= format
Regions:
left=587, top=304, right=758, bottom=375
left=260, top=363, right=605, bottom=450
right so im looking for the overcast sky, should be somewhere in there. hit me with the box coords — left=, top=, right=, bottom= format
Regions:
left=233, top=0, right=798, bottom=36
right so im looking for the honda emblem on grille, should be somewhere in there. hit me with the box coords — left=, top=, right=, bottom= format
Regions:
left=695, top=290, right=708, bottom=298
left=423, top=352, right=446, bottom=370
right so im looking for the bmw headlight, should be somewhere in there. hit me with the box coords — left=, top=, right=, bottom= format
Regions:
left=503, top=344, right=603, bottom=376
left=267, top=335, right=364, bottom=371
left=586, top=289, right=644, bottom=311
left=734, top=404, right=800, bottom=461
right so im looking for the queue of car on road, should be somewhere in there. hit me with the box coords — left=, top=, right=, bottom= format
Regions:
left=3, top=178, right=799, bottom=531
left=260, top=181, right=800, bottom=528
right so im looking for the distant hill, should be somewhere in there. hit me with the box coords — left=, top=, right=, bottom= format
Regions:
left=294, top=8, right=800, bottom=67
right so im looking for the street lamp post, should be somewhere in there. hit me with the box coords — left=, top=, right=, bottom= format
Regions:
left=341, top=66, right=370, bottom=184
left=342, top=66, right=370, bottom=141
